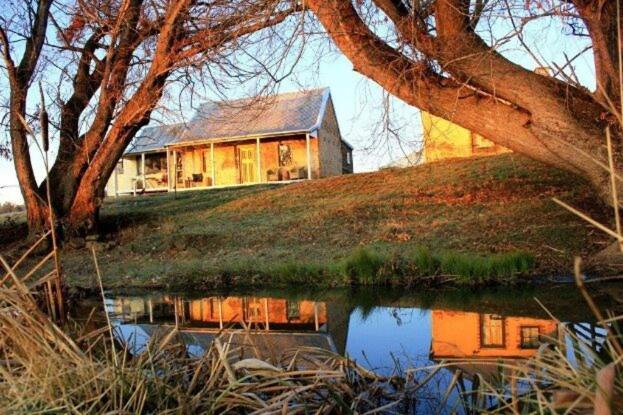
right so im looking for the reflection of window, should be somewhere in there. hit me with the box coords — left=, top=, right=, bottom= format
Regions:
left=286, top=301, right=300, bottom=319
left=116, top=159, right=124, bottom=174
left=520, top=327, right=541, bottom=349
left=481, top=314, right=505, bottom=347
left=244, top=299, right=262, bottom=320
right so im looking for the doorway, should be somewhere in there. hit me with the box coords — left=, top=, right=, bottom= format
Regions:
left=238, top=145, right=256, bottom=184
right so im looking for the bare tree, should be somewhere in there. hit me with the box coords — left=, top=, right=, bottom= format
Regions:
left=0, top=0, right=299, bottom=236
left=304, top=0, right=622, bottom=206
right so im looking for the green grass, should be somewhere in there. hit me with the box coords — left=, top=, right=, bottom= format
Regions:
left=260, top=246, right=536, bottom=286
left=0, top=153, right=612, bottom=289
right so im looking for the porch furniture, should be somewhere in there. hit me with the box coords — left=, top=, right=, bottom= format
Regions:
left=289, top=166, right=305, bottom=180
left=278, top=167, right=290, bottom=181
left=184, top=173, right=212, bottom=188
left=145, top=172, right=167, bottom=189
left=192, top=173, right=203, bottom=183
left=185, top=173, right=202, bottom=188
left=266, top=169, right=278, bottom=181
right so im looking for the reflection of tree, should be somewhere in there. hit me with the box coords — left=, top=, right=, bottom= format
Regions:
left=391, top=309, right=403, bottom=326
left=568, top=322, right=608, bottom=359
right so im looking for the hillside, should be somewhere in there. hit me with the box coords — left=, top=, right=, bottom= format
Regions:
left=1, top=153, right=613, bottom=288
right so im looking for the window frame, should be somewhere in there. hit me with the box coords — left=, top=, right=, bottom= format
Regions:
left=519, top=326, right=541, bottom=349
left=480, top=314, right=506, bottom=348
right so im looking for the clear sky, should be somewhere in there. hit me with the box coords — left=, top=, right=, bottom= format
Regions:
left=0, top=6, right=596, bottom=204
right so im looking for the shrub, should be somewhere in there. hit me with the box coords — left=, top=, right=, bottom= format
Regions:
left=342, top=247, right=389, bottom=285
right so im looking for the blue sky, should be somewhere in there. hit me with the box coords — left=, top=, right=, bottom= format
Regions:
left=0, top=7, right=597, bottom=204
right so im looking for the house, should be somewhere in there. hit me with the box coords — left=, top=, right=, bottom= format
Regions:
left=421, top=112, right=510, bottom=163
left=430, top=309, right=558, bottom=360
left=109, top=293, right=351, bottom=358
left=106, top=88, right=354, bottom=196
left=382, top=112, right=509, bottom=169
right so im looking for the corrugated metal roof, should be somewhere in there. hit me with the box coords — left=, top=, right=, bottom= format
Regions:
left=172, top=87, right=331, bottom=145
left=125, top=123, right=186, bottom=155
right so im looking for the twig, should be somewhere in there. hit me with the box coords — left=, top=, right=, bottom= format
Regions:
left=606, top=126, right=622, bottom=252
left=90, top=246, right=118, bottom=366
left=552, top=198, right=623, bottom=241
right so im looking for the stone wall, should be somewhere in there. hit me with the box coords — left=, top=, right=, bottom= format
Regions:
left=318, top=98, right=345, bottom=177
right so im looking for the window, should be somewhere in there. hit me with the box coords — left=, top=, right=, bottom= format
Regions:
left=520, top=327, right=541, bottom=349
left=481, top=314, right=505, bottom=347
left=116, top=159, right=124, bottom=174
left=286, top=301, right=300, bottom=319
left=144, top=154, right=167, bottom=174
left=346, top=152, right=352, bottom=165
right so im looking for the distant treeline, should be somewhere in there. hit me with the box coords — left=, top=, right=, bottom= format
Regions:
left=0, top=202, right=24, bottom=214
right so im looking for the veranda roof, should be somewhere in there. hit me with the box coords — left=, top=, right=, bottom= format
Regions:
left=124, top=123, right=186, bottom=155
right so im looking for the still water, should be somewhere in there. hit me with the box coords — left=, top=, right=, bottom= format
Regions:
left=76, top=285, right=618, bottom=412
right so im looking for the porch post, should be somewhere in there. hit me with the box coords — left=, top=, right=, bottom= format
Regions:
left=148, top=298, right=153, bottom=323
left=166, top=149, right=171, bottom=191
left=210, top=142, right=215, bottom=187
left=314, top=302, right=319, bottom=331
left=305, top=133, right=312, bottom=179
left=256, top=137, right=261, bottom=183
left=172, top=150, right=177, bottom=191
left=141, top=152, right=146, bottom=190
left=218, top=297, right=223, bottom=329
left=114, top=165, right=119, bottom=197
left=174, top=298, right=179, bottom=329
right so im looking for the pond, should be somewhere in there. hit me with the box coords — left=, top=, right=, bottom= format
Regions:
left=74, top=284, right=620, bottom=413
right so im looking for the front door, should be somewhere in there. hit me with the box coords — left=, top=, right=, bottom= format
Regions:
left=238, top=146, right=256, bottom=184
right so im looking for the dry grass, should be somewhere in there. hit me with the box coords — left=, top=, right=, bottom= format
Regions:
left=0, top=248, right=430, bottom=414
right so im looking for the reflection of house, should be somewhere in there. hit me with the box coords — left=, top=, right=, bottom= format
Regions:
left=105, top=88, right=354, bottom=196
left=421, top=112, right=510, bottom=163
left=430, top=310, right=558, bottom=359
left=109, top=294, right=350, bottom=356
left=184, top=297, right=327, bottom=331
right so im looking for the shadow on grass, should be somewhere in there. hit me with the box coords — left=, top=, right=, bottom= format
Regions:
left=98, top=184, right=280, bottom=236
left=0, top=185, right=278, bottom=247
left=0, top=219, right=28, bottom=246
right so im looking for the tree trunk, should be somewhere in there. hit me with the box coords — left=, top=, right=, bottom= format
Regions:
left=9, top=89, right=50, bottom=234
left=306, top=0, right=620, bottom=208
left=2, top=0, right=52, bottom=235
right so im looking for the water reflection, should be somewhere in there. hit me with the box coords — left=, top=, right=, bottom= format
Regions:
left=107, top=294, right=349, bottom=360
left=431, top=310, right=558, bottom=358
left=88, top=287, right=613, bottom=412
left=102, top=289, right=609, bottom=368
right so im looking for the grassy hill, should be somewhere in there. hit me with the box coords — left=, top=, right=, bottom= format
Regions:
left=1, top=153, right=613, bottom=289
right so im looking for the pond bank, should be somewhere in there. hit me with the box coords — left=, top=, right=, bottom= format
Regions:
left=66, top=245, right=539, bottom=292
left=2, top=153, right=614, bottom=290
